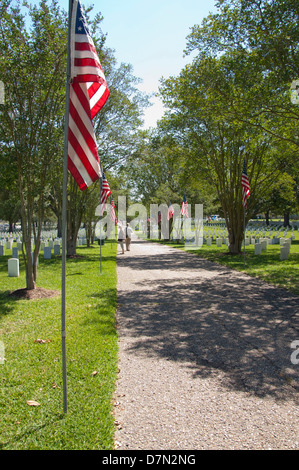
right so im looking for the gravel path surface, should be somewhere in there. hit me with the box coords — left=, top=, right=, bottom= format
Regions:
left=114, top=237, right=299, bottom=450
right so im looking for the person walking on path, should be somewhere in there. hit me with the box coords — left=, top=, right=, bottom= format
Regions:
left=117, top=224, right=125, bottom=254
left=125, top=223, right=133, bottom=251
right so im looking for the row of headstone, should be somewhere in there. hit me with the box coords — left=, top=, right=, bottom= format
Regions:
left=3, top=235, right=90, bottom=277
left=202, top=230, right=292, bottom=261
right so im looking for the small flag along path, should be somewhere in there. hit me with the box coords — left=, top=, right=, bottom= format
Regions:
left=114, top=236, right=299, bottom=450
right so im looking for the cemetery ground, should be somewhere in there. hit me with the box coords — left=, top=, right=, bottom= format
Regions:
left=0, top=241, right=118, bottom=450
left=0, top=226, right=298, bottom=450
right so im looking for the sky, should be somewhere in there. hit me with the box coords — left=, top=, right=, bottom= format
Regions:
left=97, top=0, right=218, bottom=128
left=27, top=0, right=218, bottom=128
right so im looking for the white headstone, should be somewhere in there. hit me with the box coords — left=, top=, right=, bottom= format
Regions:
left=216, top=238, right=222, bottom=247
left=6, top=240, right=13, bottom=250
left=280, top=245, right=289, bottom=261
left=254, top=243, right=262, bottom=255
left=44, top=246, right=51, bottom=259
left=8, top=258, right=19, bottom=277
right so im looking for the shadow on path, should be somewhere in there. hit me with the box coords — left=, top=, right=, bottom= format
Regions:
left=117, top=243, right=299, bottom=402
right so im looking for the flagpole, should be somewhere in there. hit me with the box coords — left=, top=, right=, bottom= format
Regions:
left=61, top=0, right=73, bottom=414
left=243, top=206, right=246, bottom=267
left=110, top=195, right=113, bottom=249
left=100, top=175, right=102, bottom=273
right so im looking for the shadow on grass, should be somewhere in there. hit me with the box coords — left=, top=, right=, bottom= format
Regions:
left=0, top=291, right=19, bottom=316
left=0, top=414, right=65, bottom=450
left=81, top=288, right=118, bottom=336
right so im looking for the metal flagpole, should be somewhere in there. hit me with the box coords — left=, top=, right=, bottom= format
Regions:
left=100, top=175, right=102, bottom=273
left=61, top=0, right=74, bottom=414
left=243, top=207, right=246, bottom=267
left=110, top=195, right=113, bottom=249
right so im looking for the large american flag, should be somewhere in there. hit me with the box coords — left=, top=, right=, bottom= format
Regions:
left=100, top=172, right=111, bottom=214
left=242, top=159, right=251, bottom=208
left=181, top=194, right=189, bottom=218
left=68, top=0, right=109, bottom=191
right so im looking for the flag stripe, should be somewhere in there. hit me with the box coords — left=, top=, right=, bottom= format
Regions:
left=90, top=85, right=110, bottom=118
left=242, top=160, right=251, bottom=208
left=69, top=100, right=97, bottom=159
left=69, top=83, right=95, bottom=138
left=100, top=173, right=112, bottom=214
left=67, top=150, right=92, bottom=191
left=75, top=40, right=98, bottom=53
left=68, top=101, right=100, bottom=176
left=68, top=127, right=100, bottom=182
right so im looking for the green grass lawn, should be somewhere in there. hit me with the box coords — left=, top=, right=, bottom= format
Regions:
left=152, top=232, right=299, bottom=295
left=0, top=240, right=118, bottom=450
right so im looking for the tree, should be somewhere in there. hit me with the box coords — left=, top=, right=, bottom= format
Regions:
left=263, top=172, right=299, bottom=226
left=184, top=0, right=299, bottom=147
left=0, top=0, right=149, bottom=265
left=159, top=51, right=287, bottom=253
left=0, top=188, right=21, bottom=232
left=155, top=0, right=299, bottom=252
left=0, top=0, right=67, bottom=289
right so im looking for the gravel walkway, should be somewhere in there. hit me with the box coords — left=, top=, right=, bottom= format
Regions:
left=114, top=237, right=299, bottom=450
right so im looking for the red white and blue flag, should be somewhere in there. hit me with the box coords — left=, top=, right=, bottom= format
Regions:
left=167, top=202, right=174, bottom=220
left=242, top=159, right=251, bottom=208
left=68, top=0, right=109, bottom=191
left=100, top=172, right=111, bottom=214
left=109, top=196, right=117, bottom=224
left=181, top=194, right=189, bottom=218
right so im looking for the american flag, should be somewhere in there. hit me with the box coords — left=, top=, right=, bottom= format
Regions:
left=68, top=0, right=109, bottom=191
left=167, top=202, right=174, bottom=220
left=109, top=196, right=117, bottom=224
left=181, top=194, right=189, bottom=218
left=242, top=159, right=251, bottom=208
left=100, top=172, right=111, bottom=214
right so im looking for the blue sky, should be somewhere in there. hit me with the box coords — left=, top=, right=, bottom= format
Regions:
left=28, top=0, right=218, bottom=127
left=98, top=0, right=217, bottom=127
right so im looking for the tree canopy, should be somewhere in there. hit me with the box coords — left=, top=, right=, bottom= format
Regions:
left=0, top=0, right=149, bottom=284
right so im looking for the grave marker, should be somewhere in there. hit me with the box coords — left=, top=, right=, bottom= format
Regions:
left=8, top=258, right=19, bottom=277
left=44, top=246, right=51, bottom=259
left=254, top=243, right=262, bottom=255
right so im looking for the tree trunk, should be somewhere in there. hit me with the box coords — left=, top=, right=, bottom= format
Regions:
left=67, top=235, right=77, bottom=256
left=24, top=238, right=36, bottom=290
left=225, top=203, right=245, bottom=255
left=228, top=225, right=243, bottom=254
left=57, top=215, right=62, bottom=238
left=283, top=211, right=290, bottom=227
